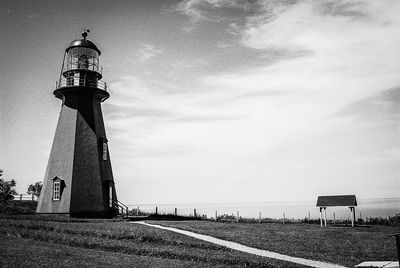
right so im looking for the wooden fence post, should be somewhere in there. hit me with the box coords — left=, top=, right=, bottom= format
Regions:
left=194, top=209, right=197, bottom=218
left=283, top=212, right=285, bottom=224
left=174, top=208, right=177, bottom=216
left=215, top=211, right=218, bottom=222
left=156, top=207, right=158, bottom=215
left=237, top=211, right=239, bottom=223
left=20, top=194, right=23, bottom=201
left=259, top=212, right=261, bottom=223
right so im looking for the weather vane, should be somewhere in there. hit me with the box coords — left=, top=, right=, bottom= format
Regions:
left=81, top=27, right=91, bottom=39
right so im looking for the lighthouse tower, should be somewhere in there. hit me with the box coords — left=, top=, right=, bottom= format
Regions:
left=36, top=31, right=118, bottom=217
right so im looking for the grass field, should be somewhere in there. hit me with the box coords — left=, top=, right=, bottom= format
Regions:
left=0, top=214, right=307, bottom=267
left=1, top=201, right=399, bottom=267
left=0, top=235, right=201, bottom=268
left=153, top=221, right=400, bottom=267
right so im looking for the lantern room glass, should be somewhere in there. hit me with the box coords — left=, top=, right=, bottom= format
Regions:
left=64, top=47, right=100, bottom=74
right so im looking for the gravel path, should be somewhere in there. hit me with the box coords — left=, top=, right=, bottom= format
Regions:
left=135, top=222, right=347, bottom=268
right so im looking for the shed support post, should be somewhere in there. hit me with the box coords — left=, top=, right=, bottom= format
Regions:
left=350, top=206, right=355, bottom=227
left=319, top=207, right=323, bottom=227
left=324, top=207, right=327, bottom=226
left=349, top=207, right=352, bottom=227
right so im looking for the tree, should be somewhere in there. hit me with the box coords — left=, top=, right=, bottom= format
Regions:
left=0, top=170, right=18, bottom=202
left=27, top=181, right=42, bottom=198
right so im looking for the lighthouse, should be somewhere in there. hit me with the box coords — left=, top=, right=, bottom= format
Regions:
left=36, top=31, right=118, bottom=217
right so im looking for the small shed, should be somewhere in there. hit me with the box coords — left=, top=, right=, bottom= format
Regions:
left=316, top=195, right=357, bottom=227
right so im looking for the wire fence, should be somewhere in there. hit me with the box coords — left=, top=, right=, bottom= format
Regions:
left=127, top=206, right=208, bottom=219
left=126, top=200, right=400, bottom=224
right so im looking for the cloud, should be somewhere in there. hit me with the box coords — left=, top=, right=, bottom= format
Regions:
left=173, top=114, right=243, bottom=122
left=176, top=0, right=260, bottom=30
left=238, top=1, right=400, bottom=53
left=137, top=44, right=163, bottom=62
left=180, top=0, right=400, bottom=155
left=109, top=1, right=400, bottom=203
left=335, top=86, right=400, bottom=121
left=105, top=75, right=247, bottom=160
left=176, top=0, right=212, bottom=22
left=315, top=1, right=367, bottom=18
left=169, top=58, right=208, bottom=70
left=111, top=0, right=400, bottom=164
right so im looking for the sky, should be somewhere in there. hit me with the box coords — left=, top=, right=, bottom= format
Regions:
left=0, top=0, right=399, bottom=206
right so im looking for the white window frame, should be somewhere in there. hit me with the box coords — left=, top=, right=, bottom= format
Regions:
left=102, top=142, right=108, bottom=160
left=109, top=185, right=113, bottom=208
left=53, top=181, right=60, bottom=201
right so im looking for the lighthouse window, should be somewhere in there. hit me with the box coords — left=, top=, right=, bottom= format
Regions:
left=103, top=142, right=108, bottom=160
left=53, top=181, right=60, bottom=200
left=109, top=185, right=113, bottom=208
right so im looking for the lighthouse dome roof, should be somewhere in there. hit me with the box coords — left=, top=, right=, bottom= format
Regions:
left=66, top=39, right=101, bottom=55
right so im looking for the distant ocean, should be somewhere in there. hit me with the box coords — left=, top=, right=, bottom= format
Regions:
left=129, top=198, right=400, bottom=220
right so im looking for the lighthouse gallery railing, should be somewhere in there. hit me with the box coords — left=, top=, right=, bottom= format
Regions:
left=56, top=77, right=107, bottom=91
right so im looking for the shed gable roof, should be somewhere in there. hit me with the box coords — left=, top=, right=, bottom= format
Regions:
left=316, top=195, right=357, bottom=207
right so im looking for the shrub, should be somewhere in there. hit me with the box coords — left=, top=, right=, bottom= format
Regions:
left=0, top=170, right=18, bottom=203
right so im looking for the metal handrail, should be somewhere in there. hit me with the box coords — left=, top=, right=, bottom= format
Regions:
left=110, top=199, right=129, bottom=217
left=56, top=77, right=107, bottom=91
left=115, top=199, right=128, bottom=209
left=63, top=60, right=103, bottom=74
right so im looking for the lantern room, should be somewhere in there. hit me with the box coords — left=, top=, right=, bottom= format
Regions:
left=55, top=31, right=107, bottom=92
